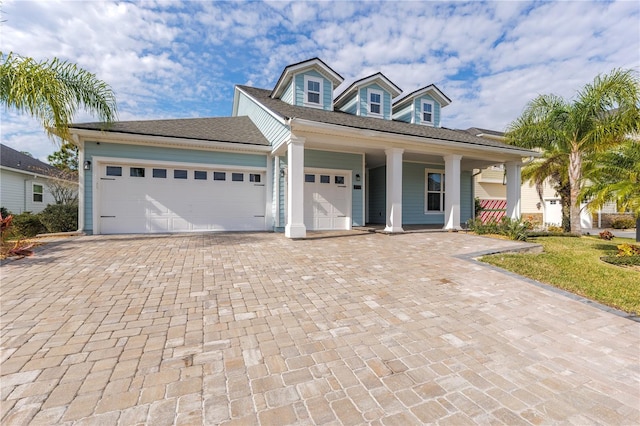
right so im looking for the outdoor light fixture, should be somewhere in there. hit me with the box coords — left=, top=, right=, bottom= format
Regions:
left=355, top=173, right=361, bottom=182
left=83, top=160, right=91, bottom=170
left=280, top=169, right=285, bottom=177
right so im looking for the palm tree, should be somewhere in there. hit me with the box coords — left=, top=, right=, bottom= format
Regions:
left=506, top=69, right=640, bottom=234
left=0, top=52, right=117, bottom=141
left=579, top=141, right=640, bottom=241
left=521, top=147, right=571, bottom=231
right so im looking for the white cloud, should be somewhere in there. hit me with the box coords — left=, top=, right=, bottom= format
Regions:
left=1, top=0, right=638, bottom=160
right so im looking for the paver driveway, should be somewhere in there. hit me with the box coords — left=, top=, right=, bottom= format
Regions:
left=1, top=232, right=639, bottom=425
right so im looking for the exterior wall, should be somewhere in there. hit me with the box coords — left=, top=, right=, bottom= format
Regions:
left=358, top=84, right=392, bottom=119
left=392, top=104, right=412, bottom=123
left=83, top=141, right=267, bottom=233
left=0, top=169, right=56, bottom=214
left=413, top=95, right=441, bottom=127
left=293, top=70, right=333, bottom=111
left=236, top=91, right=289, bottom=146
left=281, top=81, right=294, bottom=104
left=367, top=163, right=473, bottom=225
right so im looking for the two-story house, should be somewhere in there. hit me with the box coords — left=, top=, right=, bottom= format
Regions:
left=69, top=58, right=536, bottom=237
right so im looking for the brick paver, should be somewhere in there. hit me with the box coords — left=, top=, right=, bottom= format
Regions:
left=1, top=232, right=639, bottom=425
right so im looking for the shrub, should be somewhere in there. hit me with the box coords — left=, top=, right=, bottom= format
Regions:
left=599, top=230, right=614, bottom=240
left=11, top=212, right=47, bottom=237
left=39, top=204, right=78, bottom=233
left=601, top=255, right=640, bottom=267
left=547, top=225, right=563, bottom=233
left=467, top=217, right=531, bottom=241
left=0, top=207, right=10, bottom=217
left=611, top=217, right=636, bottom=229
left=526, top=231, right=580, bottom=238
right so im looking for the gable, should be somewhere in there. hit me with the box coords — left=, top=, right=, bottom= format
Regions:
left=358, top=84, right=392, bottom=119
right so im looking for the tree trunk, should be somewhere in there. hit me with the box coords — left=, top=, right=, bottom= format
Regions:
left=568, top=149, right=582, bottom=234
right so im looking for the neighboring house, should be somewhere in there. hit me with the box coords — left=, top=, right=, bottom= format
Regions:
left=69, top=58, right=536, bottom=238
left=0, top=143, right=61, bottom=214
left=466, top=127, right=615, bottom=228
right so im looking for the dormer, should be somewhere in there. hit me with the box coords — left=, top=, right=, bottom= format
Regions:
left=334, top=73, right=402, bottom=120
left=270, top=58, right=344, bottom=111
left=392, top=84, right=451, bottom=127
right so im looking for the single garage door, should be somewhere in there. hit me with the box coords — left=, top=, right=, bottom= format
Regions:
left=98, top=163, right=266, bottom=234
left=303, top=171, right=350, bottom=230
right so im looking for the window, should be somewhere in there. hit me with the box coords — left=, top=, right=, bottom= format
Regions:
left=106, top=166, right=122, bottom=176
left=335, top=176, right=345, bottom=184
left=232, top=173, right=244, bottom=182
left=153, top=168, right=167, bottom=178
left=304, top=76, right=322, bottom=107
left=33, top=184, right=43, bottom=202
left=422, top=101, right=434, bottom=125
left=213, top=172, right=226, bottom=181
left=194, top=171, right=207, bottom=180
left=305, top=174, right=315, bottom=183
left=425, top=171, right=445, bottom=212
left=130, top=167, right=145, bottom=177
left=320, top=175, right=330, bottom=184
left=250, top=174, right=261, bottom=183
left=174, top=170, right=188, bottom=179
left=369, top=90, right=382, bottom=115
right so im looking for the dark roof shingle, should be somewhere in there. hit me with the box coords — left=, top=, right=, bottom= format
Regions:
left=71, top=116, right=269, bottom=146
left=238, top=86, right=526, bottom=152
left=1, top=143, right=58, bottom=175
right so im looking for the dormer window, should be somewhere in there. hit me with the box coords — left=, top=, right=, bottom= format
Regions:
left=304, top=76, right=323, bottom=107
left=369, top=89, right=382, bottom=116
left=422, top=101, right=434, bottom=125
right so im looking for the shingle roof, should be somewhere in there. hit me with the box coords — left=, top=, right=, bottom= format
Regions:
left=0, top=143, right=58, bottom=175
left=71, top=116, right=269, bottom=146
left=239, top=86, right=527, bottom=152
left=464, top=127, right=505, bottom=137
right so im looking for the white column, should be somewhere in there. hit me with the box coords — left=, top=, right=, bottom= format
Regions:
left=285, top=136, right=306, bottom=238
left=443, top=154, right=462, bottom=230
left=384, top=148, right=404, bottom=233
left=506, top=161, right=522, bottom=220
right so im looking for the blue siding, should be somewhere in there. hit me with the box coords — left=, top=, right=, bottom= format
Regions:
left=402, top=163, right=445, bottom=225
left=282, top=81, right=294, bottom=104
left=236, top=91, right=289, bottom=146
left=413, top=95, right=441, bottom=127
left=368, top=166, right=386, bottom=224
left=392, top=104, right=412, bottom=123
left=294, top=70, right=333, bottom=111
left=342, top=96, right=358, bottom=115
left=359, top=84, right=392, bottom=119
left=83, top=141, right=267, bottom=233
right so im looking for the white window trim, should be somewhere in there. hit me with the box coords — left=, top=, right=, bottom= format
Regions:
left=424, top=169, right=445, bottom=214
left=304, top=75, right=323, bottom=108
left=33, top=183, right=44, bottom=203
left=420, top=100, right=435, bottom=126
left=368, top=89, right=383, bottom=117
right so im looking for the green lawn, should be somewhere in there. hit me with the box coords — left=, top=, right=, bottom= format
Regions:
left=481, top=236, right=640, bottom=314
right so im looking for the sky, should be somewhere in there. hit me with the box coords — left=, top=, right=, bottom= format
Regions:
left=2, top=0, right=639, bottom=162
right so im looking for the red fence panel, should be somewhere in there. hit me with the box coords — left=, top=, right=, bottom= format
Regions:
left=479, top=199, right=506, bottom=224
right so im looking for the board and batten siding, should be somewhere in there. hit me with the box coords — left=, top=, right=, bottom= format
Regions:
left=358, top=84, right=392, bottom=119
left=413, top=95, right=441, bottom=127
left=294, top=71, right=333, bottom=111
left=82, top=141, right=267, bottom=233
left=236, top=91, right=290, bottom=147
left=460, top=171, right=473, bottom=224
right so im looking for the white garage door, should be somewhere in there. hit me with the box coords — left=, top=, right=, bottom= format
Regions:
left=98, top=163, right=266, bottom=234
left=544, top=198, right=562, bottom=226
left=303, top=171, right=350, bottom=231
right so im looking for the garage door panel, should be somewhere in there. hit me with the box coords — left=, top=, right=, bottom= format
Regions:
left=99, top=164, right=265, bottom=234
left=303, top=171, right=351, bottom=231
